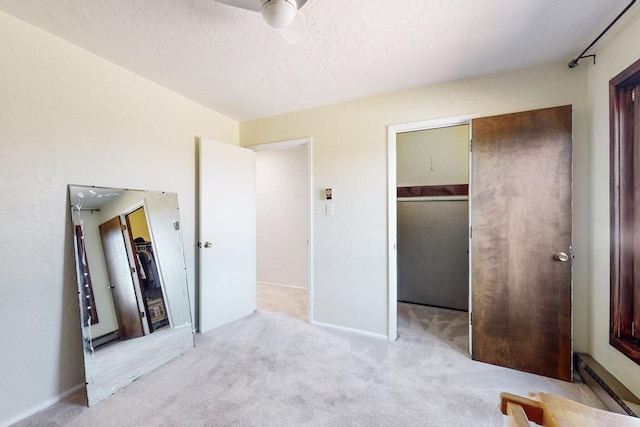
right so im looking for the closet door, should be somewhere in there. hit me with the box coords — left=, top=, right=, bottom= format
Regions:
left=471, top=105, right=573, bottom=381
left=100, top=216, right=144, bottom=340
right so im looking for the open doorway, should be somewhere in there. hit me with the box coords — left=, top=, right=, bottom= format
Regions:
left=396, top=125, right=469, bottom=311
left=389, top=108, right=573, bottom=379
left=124, top=206, right=170, bottom=333
left=98, top=204, right=169, bottom=343
left=387, top=115, right=475, bottom=342
left=249, top=138, right=313, bottom=323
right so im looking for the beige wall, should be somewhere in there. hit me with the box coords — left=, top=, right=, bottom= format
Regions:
left=397, top=125, right=469, bottom=187
left=241, top=61, right=591, bottom=342
left=586, top=5, right=640, bottom=397
left=0, top=11, right=238, bottom=424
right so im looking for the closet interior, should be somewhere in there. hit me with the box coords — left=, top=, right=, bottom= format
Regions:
left=396, top=124, right=470, bottom=312
left=133, top=239, right=169, bottom=332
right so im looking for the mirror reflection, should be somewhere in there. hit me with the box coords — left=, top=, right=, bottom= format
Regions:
left=69, top=185, right=194, bottom=406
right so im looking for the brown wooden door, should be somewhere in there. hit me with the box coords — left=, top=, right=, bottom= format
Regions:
left=471, top=105, right=572, bottom=381
left=99, top=216, right=144, bottom=340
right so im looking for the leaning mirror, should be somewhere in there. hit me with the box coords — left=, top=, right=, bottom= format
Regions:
left=69, top=185, right=195, bottom=406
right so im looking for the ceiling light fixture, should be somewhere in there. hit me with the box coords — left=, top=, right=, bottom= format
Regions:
left=261, top=0, right=297, bottom=28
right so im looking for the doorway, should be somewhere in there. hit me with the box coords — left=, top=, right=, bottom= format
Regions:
left=388, top=115, right=476, bottom=342
left=124, top=206, right=170, bottom=334
left=198, top=137, right=313, bottom=332
left=388, top=106, right=573, bottom=381
left=249, top=138, right=314, bottom=323
left=99, top=204, right=169, bottom=341
left=396, top=125, right=470, bottom=312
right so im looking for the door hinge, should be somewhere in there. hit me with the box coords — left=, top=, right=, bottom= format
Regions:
left=633, top=321, right=636, bottom=336
left=469, top=226, right=473, bottom=239
left=131, top=266, right=135, bottom=274
left=469, top=139, right=472, bottom=152
left=470, top=312, right=473, bottom=325
left=633, top=89, right=636, bottom=102
left=121, top=224, right=127, bottom=231
left=139, top=311, right=145, bottom=319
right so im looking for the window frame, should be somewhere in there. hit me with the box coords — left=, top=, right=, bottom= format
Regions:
left=610, top=57, right=640, bottom=365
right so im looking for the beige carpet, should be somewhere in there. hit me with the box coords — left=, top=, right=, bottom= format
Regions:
left=14, top=284, right=606, bottom=426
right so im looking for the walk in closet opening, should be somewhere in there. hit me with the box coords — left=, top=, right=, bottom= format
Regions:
left=396, top=124, right=470, bottom=312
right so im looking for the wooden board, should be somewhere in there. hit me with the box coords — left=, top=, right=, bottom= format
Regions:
left=99, top=216, right=144, bottom=340
left=501, top=392, right=640, bottom=426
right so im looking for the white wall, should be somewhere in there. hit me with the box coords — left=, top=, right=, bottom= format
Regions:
left=586, top=5, right=640, bottom=397
left=241, top=61, right=590, bottom=341
left=397, top=125, right=469, bottom=187
left=0, top=11, right=238, bottom=425
left=256, top=146, right=308, bottom=288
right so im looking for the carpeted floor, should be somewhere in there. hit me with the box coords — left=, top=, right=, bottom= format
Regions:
left=14, top=284, right=606, bottom=426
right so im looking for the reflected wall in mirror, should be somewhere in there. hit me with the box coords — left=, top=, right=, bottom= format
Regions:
left=69, top=185, right=195, bottom=406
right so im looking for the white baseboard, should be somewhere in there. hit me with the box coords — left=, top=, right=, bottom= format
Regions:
left=257, top=281, right=307, bottom=290
left=310, top=320, right=389, bottom=341
left=2, top=383, right=84, bottom=427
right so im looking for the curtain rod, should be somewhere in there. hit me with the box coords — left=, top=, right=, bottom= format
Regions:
left=568, top=0, right=636, bottom=68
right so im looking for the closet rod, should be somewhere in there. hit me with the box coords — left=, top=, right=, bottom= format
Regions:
left=568, top=0, right=636, bottom=68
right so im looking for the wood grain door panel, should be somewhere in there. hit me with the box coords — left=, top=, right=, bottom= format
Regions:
left=99, top=216, right=144, bottom=340
left=471, top=105, right=572, bottom=381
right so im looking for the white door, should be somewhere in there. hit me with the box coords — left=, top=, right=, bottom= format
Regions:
left=199, top=138, right=256, bottom=333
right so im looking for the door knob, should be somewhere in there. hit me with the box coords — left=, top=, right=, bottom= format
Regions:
left=203, top=241, right=212, bottom=248
left=554, top=252, right=569, bottom=262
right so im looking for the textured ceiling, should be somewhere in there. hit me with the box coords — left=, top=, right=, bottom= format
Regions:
left=0, top=0, right=633, bottom=121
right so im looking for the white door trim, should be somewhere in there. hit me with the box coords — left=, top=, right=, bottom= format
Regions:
left=387, top=115, right=477, bottom=342
left=247, top=137, right=314, bottom=324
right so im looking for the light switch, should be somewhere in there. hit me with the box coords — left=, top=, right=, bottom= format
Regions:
left=326, top=203, right=334, bottom=215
